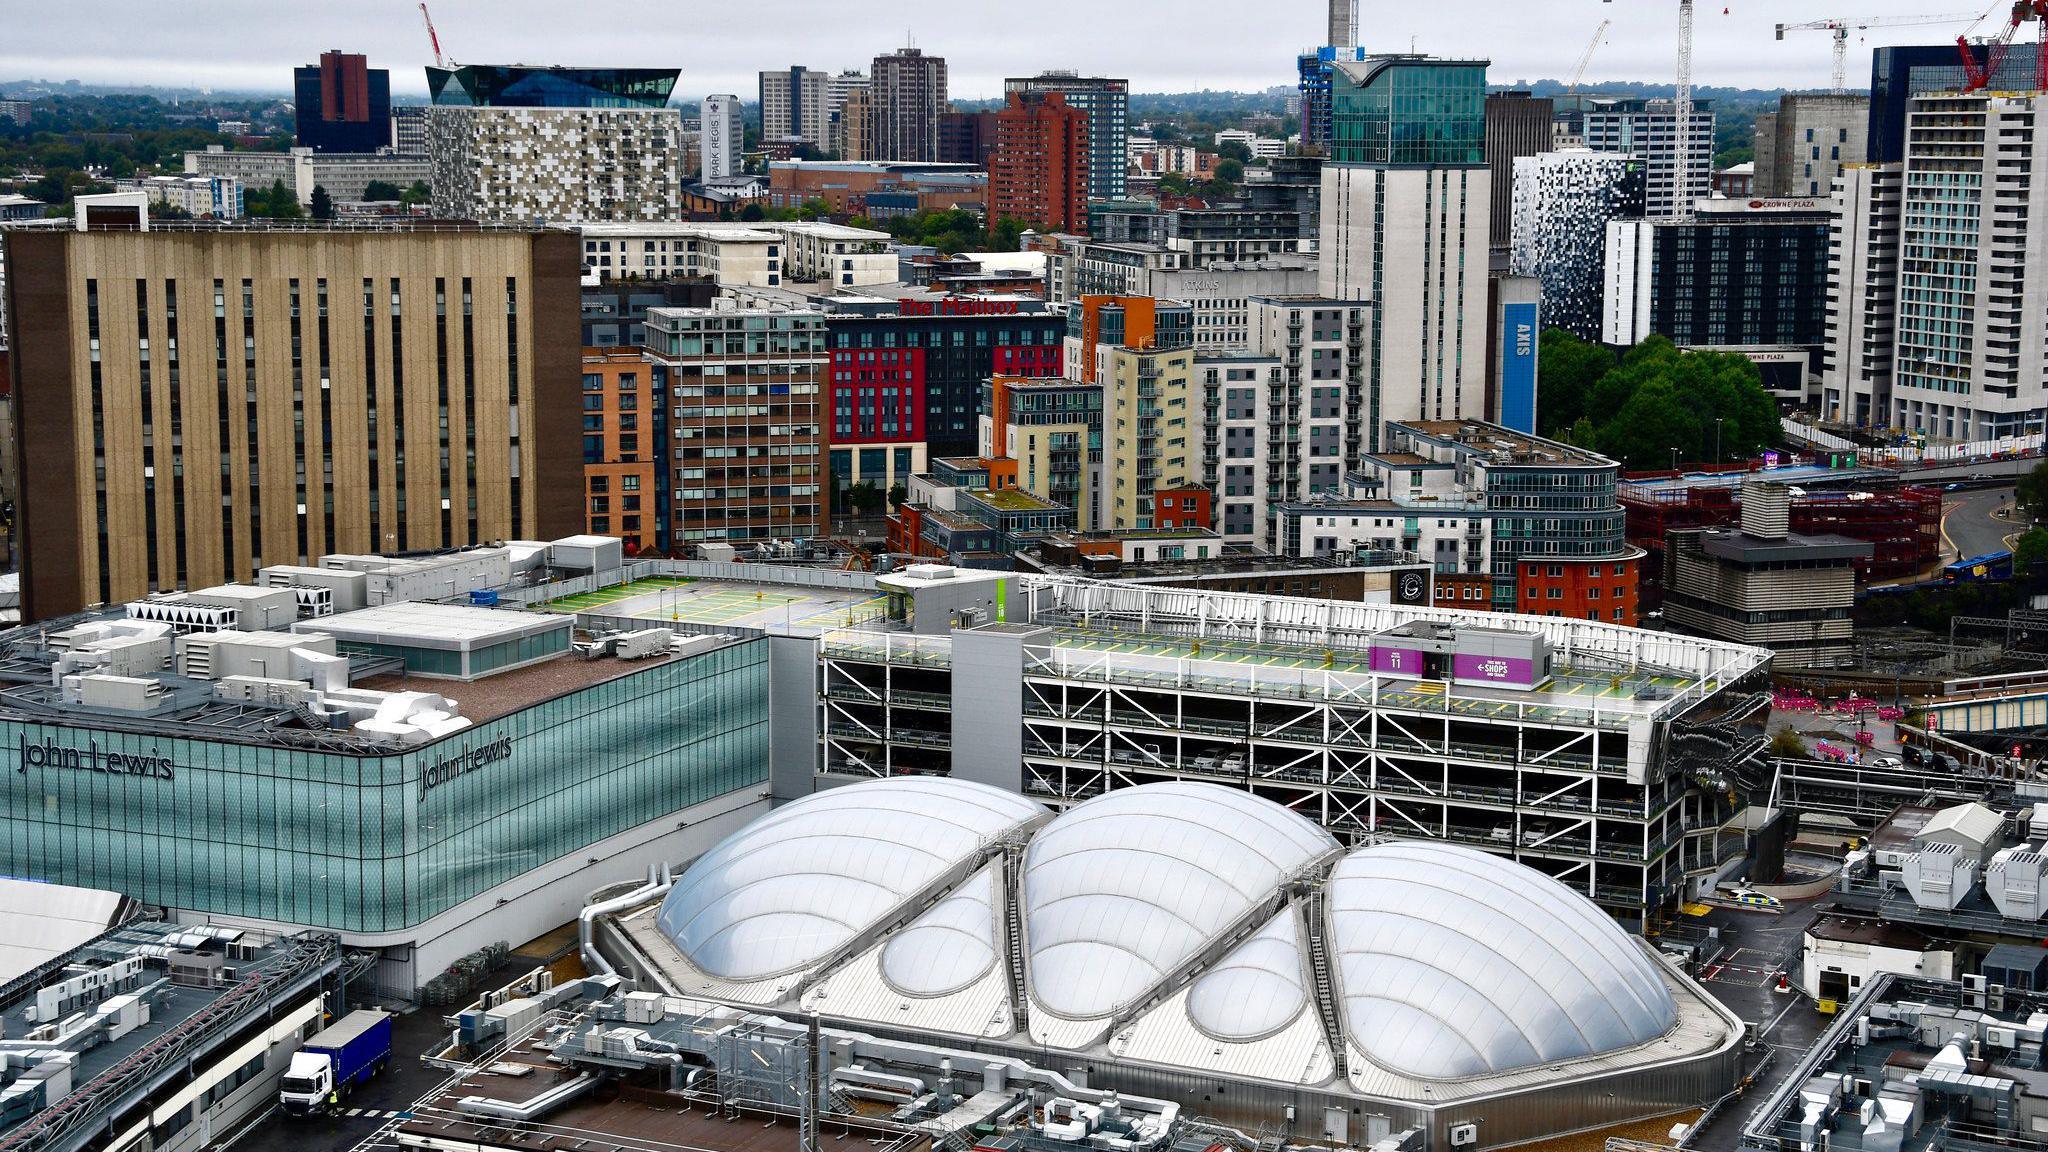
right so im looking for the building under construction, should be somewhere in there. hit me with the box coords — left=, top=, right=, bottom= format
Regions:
left=1621, top=478, right=1939, bottom=610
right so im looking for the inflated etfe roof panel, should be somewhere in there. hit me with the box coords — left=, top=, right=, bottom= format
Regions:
left=1022, top=781, right=1337, bottom=1021
left=1328, top=842, right=1677, bottom=1079
left=1184, top=907, right=1310, bottom=1042
left=657, top=778, right=1045, bottom=982
left=881, top=860, right=1000, bottom=998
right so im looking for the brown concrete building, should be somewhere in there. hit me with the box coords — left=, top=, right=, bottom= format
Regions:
left=938, top=110, right=998, bottom=167
left=989, top=92, right=1088, bottom=233
left=839, top=85, right=875, bottom=162
left=869, top=47, right=947, bottom=162
left=3, top=221, right=582, bottom=620
left=643, top=305, right=826, bottom=544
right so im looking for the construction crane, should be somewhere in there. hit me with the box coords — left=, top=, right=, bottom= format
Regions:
left=1675, top=0, right=1695, bottom=221
left=418, top=1, right=451, bottom=70
left=1567, top=20, right=1613, bottom=94
left=1776, top=12, right=1985, bottom=94
left=1960, top=0, right=2048, bottom=91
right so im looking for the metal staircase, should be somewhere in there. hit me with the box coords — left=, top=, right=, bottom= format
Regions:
left=1300, top=887, right=1346, bottom=1079
left=1001, top=844, right=1030, bottom=1032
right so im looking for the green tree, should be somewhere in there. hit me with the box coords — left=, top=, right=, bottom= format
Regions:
left=1215, top=158, right=1245, bottom=184
left=309, top=184, right=333, bottom=221
left=1216, top=140, right=1253, bottom=164
left=244, top=179, right=303, bottom=220
left=2016, top=528, right=2048, bottom=578
left=400, top=180, right=430, bottom=207
left=360, top=180, right=403, bottom=202
left=1158, top=173, right=1194, bottom=197
left=1768, top=726, right=1810, bottom=759
left=1597, top=378, right=1701, bottom=471
left=847, top=482, right=884, bottom=517
left=738, top=202, right=766, bottom=221
left=1584, top=337, right=1780, bottom=470
left=1536, top=328, right=1616, bottom=438
left=988, top=215, right=1036, bottom=251
left=2017, top=460, right=2048, bottom=521
left=888, top=483, right=908, bottom=509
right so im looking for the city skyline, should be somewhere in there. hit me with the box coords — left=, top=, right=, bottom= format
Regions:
left=0, top=0, right=2021, bottom=100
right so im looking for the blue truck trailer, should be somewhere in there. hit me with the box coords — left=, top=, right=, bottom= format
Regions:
left=278, top=1009, right=393, bottom=1115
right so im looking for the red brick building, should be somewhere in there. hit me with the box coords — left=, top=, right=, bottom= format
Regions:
left=989, top=92, right=1088, bottom=233
left=1153, top=485, right=1212, bottom=531
left=1516, top=556, right=1642, bottom=626
left=827, top=344, right=929, bottom=519
left=768, top=161, right=986, bottom=217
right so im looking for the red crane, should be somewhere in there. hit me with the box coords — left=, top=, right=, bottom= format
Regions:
left=1959, top=0, right=2048, bottom=91
left=418, top=1, right=451, bottom=70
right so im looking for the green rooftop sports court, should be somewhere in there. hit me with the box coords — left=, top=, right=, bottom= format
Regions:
left=548, top=575, right=886, bottom=635
left=540, top=576, right=696, bottom=614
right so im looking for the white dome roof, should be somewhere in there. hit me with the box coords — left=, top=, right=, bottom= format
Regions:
left=657, top=778, right=1045, bottom=982
left=881, top=861, right=1000, bottom=998
left=1328, top=842, right=1677, bottom=1079
left=1184, top=908, right=1309, bottom=1042
left=1022, top=782, right=1338, bottom=1021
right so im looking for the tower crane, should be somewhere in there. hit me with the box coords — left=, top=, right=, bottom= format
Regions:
left=1567, top=20, right=1613, bottom=94
left=418, top=2, right=453, bottom=70
left=1959, top=0, right=2048, bottom=92
left=1674, top=0, right=1694, bottom=221
left=1775, top=12, right=1985, bottom=94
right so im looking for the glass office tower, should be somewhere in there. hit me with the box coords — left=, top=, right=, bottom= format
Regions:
left=1328, top=56, right=1487, bottom=167
left=428, top=65, right=678, bottom=109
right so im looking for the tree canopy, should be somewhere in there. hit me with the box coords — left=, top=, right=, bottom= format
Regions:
left=243, top=178, right=302, bottom=220
left=2016, top=527, right=2048, bottom=579
left=1535, top=328, right=1616, bottom=440
left=1538, top=331, right=1780, bottom=470
left=875, top=208, right=1035, bottom=255
left=2017, top=460, right=2048, bottom=521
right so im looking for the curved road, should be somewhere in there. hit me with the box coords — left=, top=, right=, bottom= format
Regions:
left=1943, top=485, right=2022, bottom=562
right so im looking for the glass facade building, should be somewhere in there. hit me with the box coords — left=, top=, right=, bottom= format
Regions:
left=428, top=65, right=679, bottom=109
left=1868, top=44, right=2035, bottom=165
left=293, top=52, right=392, bottom=154
left=0, top=640, right=767, bottom=934
left=1329, top=58, right=1487, bottom=168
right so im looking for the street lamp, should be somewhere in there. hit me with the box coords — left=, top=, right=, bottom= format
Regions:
left=1670, top=447, right=1680, bottom=474
left=1715, top=417, right=1724, bottom=466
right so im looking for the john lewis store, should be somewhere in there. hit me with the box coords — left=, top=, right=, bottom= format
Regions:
left=0, top=634, right=772, bottom=994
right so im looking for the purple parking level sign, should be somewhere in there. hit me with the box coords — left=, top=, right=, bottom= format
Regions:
left=1370, top=646, right=1425, bottom=676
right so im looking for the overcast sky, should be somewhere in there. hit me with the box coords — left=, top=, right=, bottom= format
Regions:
left=0, top=1, right=2017, bottom=100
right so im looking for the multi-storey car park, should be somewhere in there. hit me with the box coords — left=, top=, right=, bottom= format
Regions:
left=812, top=566, right=1775, bottom=927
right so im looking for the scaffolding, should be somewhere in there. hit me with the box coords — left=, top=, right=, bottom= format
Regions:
left=1622, top=484, right=1941, bottom=608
